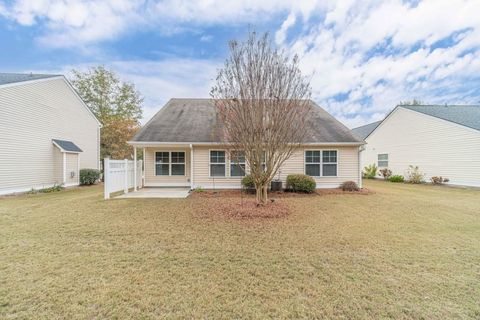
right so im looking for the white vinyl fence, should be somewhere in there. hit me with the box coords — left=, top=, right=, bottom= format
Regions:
left=104, top=158, right=143, bottom=199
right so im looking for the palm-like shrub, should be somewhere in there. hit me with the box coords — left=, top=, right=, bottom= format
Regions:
left=406, top=165, right=424, bottom=184
left=363, top=164, right=378, bottom=179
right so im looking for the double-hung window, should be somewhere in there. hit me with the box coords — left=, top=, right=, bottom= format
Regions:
left=378, top=154, right=388, bottom=167
left=155, top=152, right=170, bottom=176
left=305, top=151, right=321, bottom=176
left=322, top=150, right=337, bottom=176
left=305, top=150, right=337, bottom=177
left=230, top=151, right=246, bottom=177
left=210, top=150, right=226, bottom=177
left=155, top=151, right=185, bottom=176
left=171, top=152, right=185, bottom=175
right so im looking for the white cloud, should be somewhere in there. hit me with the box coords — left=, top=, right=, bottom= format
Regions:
left=28, top=57, right=219, bottom=124
left=275, top=12, right=296, bottom=44
left=1, top=0, right=323, bottom=47
left=2, top=0, right=144, bottom=47
left=4, top=0, right=480, bottom=128
left=277, top=0, right=480, bottom=127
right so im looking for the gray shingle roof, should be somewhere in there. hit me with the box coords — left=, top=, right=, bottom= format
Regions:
left=52, top=139, right=83, bottom=152
left=351, top=121, right=382, bottom=140
left=132, top=98, right=362, bottom=144
left=400, top=105, right=480, bottom=131
left=0, top=73, right=61, bottom=86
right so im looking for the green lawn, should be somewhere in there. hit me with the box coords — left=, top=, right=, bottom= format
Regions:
left=1, top=181, right=479, bottom=319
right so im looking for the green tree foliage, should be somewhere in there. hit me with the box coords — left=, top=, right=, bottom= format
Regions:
left=70, top=66, right=143, bottom=160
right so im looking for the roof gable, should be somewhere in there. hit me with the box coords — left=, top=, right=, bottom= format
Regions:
left=52, top=139, right=83, bottom=153
left=132, top=99, right=362, bottom=144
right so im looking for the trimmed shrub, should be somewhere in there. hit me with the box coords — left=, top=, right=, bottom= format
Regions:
left=286, top=174, right=316, bottom=193
left=378, top=168, right=392, bottom=180
left=363, top=164, right=377, bottom=179
left=388, top=175, right=404, bottom=183
left=241, top=175, right=255, bottom=189
left=431, top=176, right=449, bottom=185
left=340, top=181, right=359, bottom=191
left=406, top=165, right=424, bottom=184
left=80, top=168, right=100, bottom=185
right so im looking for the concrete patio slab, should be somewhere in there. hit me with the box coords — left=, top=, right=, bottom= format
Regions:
left=116, top=187, right=190, bottom=199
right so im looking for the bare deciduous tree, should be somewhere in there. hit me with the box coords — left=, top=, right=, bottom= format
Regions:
left=211, top=31, right=312, bottom=205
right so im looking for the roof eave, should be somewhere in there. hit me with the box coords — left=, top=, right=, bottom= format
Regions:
left=128, top=141, right=365, bottom=147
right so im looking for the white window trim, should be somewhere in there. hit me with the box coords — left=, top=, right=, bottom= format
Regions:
left=230, top=150, right=246, bottom=178
left=377, top=153, right=389, bottom=167
left=305, top=150, right=322, bottom=177
left=304, top=149, right=339, bottom=177
left=154, top=151, right=186, bottom=176
left=209, top=149, right=227, bottom=178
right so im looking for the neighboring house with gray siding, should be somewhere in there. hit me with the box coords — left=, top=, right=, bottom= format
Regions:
left=353, top=105, right=480, bottom=187
left=0, top=73, right=101, bottom=195
left=129, top=98, right=364, bottom=189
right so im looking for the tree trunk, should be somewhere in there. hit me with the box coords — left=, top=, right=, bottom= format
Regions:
left=255, top=183, right=269, bottom=205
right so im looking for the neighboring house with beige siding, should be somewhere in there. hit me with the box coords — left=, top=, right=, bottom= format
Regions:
left=353, top=105, right=480, bottom=187
left=129, top=99, right=363, bottom=189
left=0, top=73, right=101, bottom=195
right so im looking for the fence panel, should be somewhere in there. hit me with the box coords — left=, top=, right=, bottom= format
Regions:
left=104, top=158, right=143, bottom=199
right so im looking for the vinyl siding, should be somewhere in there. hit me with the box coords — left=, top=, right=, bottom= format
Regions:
left=0, top=78, right=100, bottom=194
left=52, top=146, right=63, bottom=184
left=362, top=107, right=480, bottom=187
left=188, top=145, right=359, bottom=189
left=144, top=147, right=191, bottom=186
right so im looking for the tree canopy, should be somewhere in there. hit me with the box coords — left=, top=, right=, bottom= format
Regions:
left=211, top=31, right=312, bottom=205
left=70, top=66, right=143, bottom=160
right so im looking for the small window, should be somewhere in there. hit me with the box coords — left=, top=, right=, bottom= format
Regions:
left=322, top=150, right=337, bottom=176
left=155, top=152, right=169, bottom=176
left=210, top=150, right=226, bottom=177
left=378, top=154, right=388, bottom=167
left=171, top=152, right=185, bottom=176
left=230, top=151, right=246, bottom=177
left=305, top=150, right=321, bottom=177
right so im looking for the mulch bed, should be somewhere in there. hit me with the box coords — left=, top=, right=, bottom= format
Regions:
left=198, top=199, right=291, bottom=219
left=190, top=188, right=372, bottom=199
left=189, top=188, right=372, bottom=220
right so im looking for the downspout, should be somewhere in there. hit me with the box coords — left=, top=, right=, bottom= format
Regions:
left=358, top=145, right=365, bottom=188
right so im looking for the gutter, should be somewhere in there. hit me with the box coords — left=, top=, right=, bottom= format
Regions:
left=128, top=141, right=365, bottom=147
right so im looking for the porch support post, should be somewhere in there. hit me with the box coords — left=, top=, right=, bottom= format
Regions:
left=143, top=148, right=146, bottom=187
left=133, top=147, right=137, bottom=191
left=358, top=145, right=364, bottom=188
left=190, top=144, right=194, bottom=189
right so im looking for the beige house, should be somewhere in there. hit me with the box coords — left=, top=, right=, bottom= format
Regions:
left=0, top=73, right=101, bottom=195
left=129, top=99, right=363, bottom=189
left=353, top=105, right=480, bottom=187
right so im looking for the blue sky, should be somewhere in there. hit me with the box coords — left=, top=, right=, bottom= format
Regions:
left=1, top=0, right=480, bottom=127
